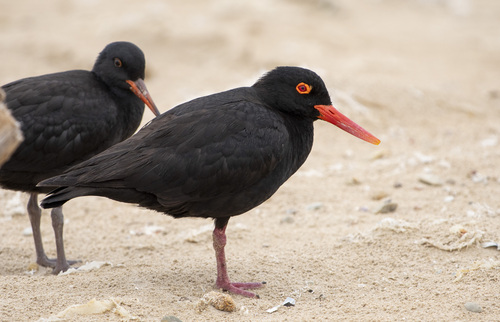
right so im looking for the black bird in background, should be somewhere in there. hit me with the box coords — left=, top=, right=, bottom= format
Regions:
left=0, top=41, right=160, bottom=274
left=40, top=67, right=379, bottom=296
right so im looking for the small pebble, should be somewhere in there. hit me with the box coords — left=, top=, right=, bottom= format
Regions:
left=371, top=192, right=389, bottom=201
left=468, top=171, right=488, bottom=183
left=161, top=316, right=183, bottom=322
left=480, top=136, right=498, bottom=147
left=393, top=182, right=403, bottom=188
left=464, top=302, right=482, bottom=313
left=418, top=173, right=443, bottom=186
left=376, top=202, right=398, bottom=214
left=240, top=305, right=249, bottom=315
left=347, top=177, right=361, bottom=185
left=280, top=216, right=294, bottom=224
left=370, top=149, right=386, bottom=160
left=27, top=262, right=39, bottom=272
left=306, top=202, right=323, bottom=211
left=443, top=196, right=454, bottom=202
left=414, top=152, right=434, bottom=164
left=445, top=179, right=456, bottom=185
left=22, top=227, right=33, bottom=236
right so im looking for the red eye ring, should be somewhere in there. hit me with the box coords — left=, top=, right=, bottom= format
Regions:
left=296, top=82, right=312, bottom=94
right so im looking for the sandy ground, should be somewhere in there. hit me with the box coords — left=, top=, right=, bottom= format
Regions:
left=1, top=0, right=500, bottom=320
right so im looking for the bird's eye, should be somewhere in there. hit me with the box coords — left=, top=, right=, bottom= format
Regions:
left=113, top=58, right=123, bottom=68
left=296, top=82, right=312, bottom=94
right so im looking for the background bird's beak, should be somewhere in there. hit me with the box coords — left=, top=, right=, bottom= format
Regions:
left=126, top=79, right=161, bottom=116
left=314, top=105, right=380, bottom=145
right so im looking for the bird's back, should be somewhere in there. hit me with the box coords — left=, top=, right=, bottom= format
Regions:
left=0, top=70, right=144, bottom=192
left=40, top=87, right=315, bottom=219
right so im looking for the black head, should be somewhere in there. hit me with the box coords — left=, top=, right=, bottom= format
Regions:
left=92, top=42, right=160, bottom=116
left=254, top=66, right=380, bottom=145
left=253, top=66, right=332, bottom=120
left=92, top=41, right=146, bottom=90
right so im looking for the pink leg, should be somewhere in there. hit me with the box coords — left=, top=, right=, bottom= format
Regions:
left=212, top=221, right=264, bottom=298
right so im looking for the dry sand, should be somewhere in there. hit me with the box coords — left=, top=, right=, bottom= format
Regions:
left=1, top=0, right=499, bottom=320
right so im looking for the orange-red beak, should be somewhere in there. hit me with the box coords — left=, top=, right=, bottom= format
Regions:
left=314, top=105, right=380, bottom=145
left=126, top=79, right=161, bottom=116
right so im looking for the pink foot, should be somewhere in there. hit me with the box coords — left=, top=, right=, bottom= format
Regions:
left=212, top=220, right=265, bottom=298
left=216, top=280, right=265, bottom=298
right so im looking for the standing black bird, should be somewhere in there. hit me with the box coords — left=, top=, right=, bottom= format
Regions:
left=39, top=66, right=379, bottom=296
left=0, top=41, right=160, bottom=274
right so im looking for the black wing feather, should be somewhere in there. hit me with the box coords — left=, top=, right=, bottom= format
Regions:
left=0, top=71, right=127, bottom=189
left=41, top=88, right=290, bottom=218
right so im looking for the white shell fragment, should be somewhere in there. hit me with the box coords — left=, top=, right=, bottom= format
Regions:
left=129, top=225, right=166, bottom=236
left=58, top=261, right=114, bottom=276
left=481, top=241, right=500, bottom=250
left=38, top=298, right=136, bottom=320
left=283, top=297, right=296, bottom=307
left=266, top=305, right=280, bottom=313
left=267, top=297, right=296, bottom=313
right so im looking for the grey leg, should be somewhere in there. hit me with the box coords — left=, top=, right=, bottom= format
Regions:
left=26, top=193, right=80, bottom=273
left=27, top=193, right=54, bottom=268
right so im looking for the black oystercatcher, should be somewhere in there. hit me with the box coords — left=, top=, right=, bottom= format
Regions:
left=0, top=41, right=160, bottom=274
left=39, top=66, right=379, bottom=296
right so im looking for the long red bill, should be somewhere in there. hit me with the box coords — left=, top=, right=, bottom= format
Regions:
left=126, top=79, right=161, bottom=116
left=314, top=105, right=380, bottom=145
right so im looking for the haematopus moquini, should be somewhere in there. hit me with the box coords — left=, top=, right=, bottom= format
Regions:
left=0, top=41, right=160, bottom=274
left=39, top=66, right=379, bottom=296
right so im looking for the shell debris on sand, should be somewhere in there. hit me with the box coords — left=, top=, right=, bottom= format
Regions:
left=482, top=241, right=500, bottom=250
left=454, top=259, right=500, bottom=282
left=58, top=261, right=117, bottom=275
left=26, top=262, right=39, bottom=274
left=266, top=297, right=296, bottom=313
left=375, top=217, right=416, bottom=233
left=419, top=225, right=484, bottom=252
left=37, top=298, right=137, bottom=320
left=196, top=291, right=237, bottom=313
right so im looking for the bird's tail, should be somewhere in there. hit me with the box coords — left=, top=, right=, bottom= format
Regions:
left=41, top=187, right=95, bottom=209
